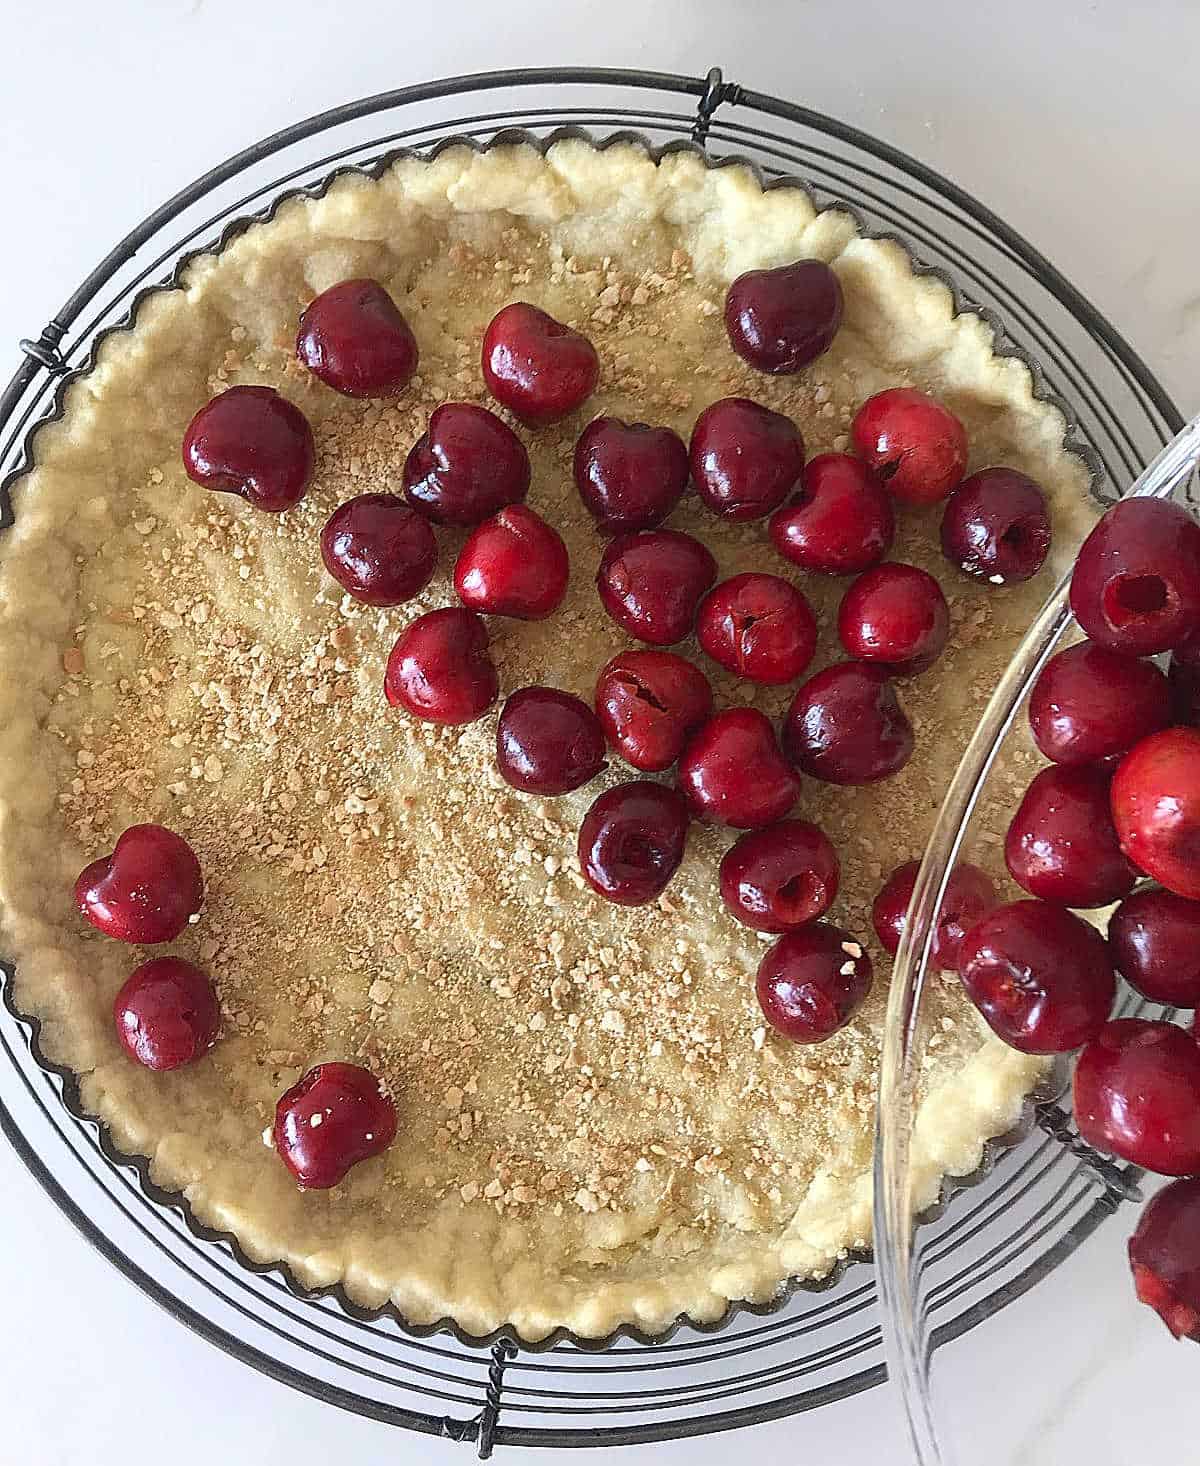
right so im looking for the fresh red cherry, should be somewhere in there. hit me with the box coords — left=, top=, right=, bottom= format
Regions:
left=756, top=924, right=872, bottom=1043
left=113, top=958, right=220, bottom=1071
left=871, top=859, right=996, bottom=971
left=940, top=468, right=1051, bottom=585
left=1028, top=643, right=1171, bottom=767
left=783, top=662, right=914, bottom=785
left=1169, top=634, right=1200, bottom=727
left=719, top=820, right=839, bottom=933
left=689, top=398, right=804, bottom=521
left=596, top=529, right=717, bottom=645
left=1069, top=498, right=1200, bottom=655
left=1074, top=1019, right=1200, bottom=1175
left=573, top=417, right=689, bottom=534
left=957, top=900, right=1116, bottom=1053
left=482, top=303, right=599, bottom=425
left=1108, top=889, right=1200, bottom=1007
left=677, top=708, right=801, bottom=829
left=319, top=494, right=437, bottom=606
left=837, top=563, right=949, bottom=676
left=296, top=278, right=418, bottom=398
left=1111, top=728, right=1200, bottom=899
left=75, top=824, right=203, bottom=944
left=1128, top=1176, right=1200, bottom=1341
left=495, top=687, right=606, bottom=795
left=578, top=781, right=690, bottom=906
left=724, top=259, right=844, bottom=374
left=769, top=452, right=894, bottom=576
left=850, top=388, right=968, bottom=505
left=1004, top=765, right=1137, bottom=908
left=594, top=651, right=713, bottom=772
left=182, top=385, right=313, bottom=512
left=384, top=608, right=498, bottom=725
left=402, top=402, right=530, bottom=527
left=454, top=504, right=568, bottom=620
left=696, top=573, right=817, bottom=686
left=273, top=1062, right=398, bottom=1190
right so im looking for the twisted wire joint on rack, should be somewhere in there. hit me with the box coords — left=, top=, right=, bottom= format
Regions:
left=1036, top=1101, right=1144, bottom=1206
left=438, top=1340, right=517, bottom=1457
left=692, top=66, right=744, bottom=143
left=18, top=320, right=69, bottom=375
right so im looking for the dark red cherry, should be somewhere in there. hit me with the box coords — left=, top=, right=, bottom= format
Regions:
left=402, top=402, right=530, bottom=527
left=596, top=529, right=717, bottom=645
left=871, top=859, right=996, bottom=971
left=578, top=781, right=690, bottom=906
left=1028, top=643, right=1171, bottom=767
left=940, top=468, right=1051, bottom=585
left=696, top=573, right=817, bottom=686
left=724, top=259, right=843, bottom=374
left=182, top=385, right=313, bottom=512
left=573, top=417, right=689, bottom=534
left=320, top=494, right=437, bottom=606
left=454, top=505, right=568, bottom=620
left=1169, top=633, right=1200, bottom=727
left=296, top=278, right=418, bottom=398
left=113, top=958, right=220, bottom=1071
left=594, top=651, right=713, bottom=772
left=482, top=303, right=598, bottom=425
left=783, top=662, right=914, bottom=785
left=769, top=452, right=894, bottom=576
left=384, top=608, right=498, bottom=725
left=1074, top=1019, right=1200, bottom=1175
left=1004, top=764, right=1137, bottom=908
left=957, top=900, right=1116, bottom=1053
left=850, top=388, right=968, bottom=505
left=677, top=708, right=800, bottom=829
left=1069, top=498, right=1200, bottom=656
left=1111, top=728, right=1200, bottom=899
left=75, top=824, right=203, bottom=944
left=1128, top=1176, right=1200, bottom=1341
left=1109, top=889, right=1200, bottom=1007
left=719, top=820, right=839, bottom=933
left=837, top=563, right=949, bottom=675
left=756, top=924, right=872, bottom=1043
left=689, top=398, right=804, bottom=521
left=495, top=687, right=606, bottom=795
left=273, top=1062, right=398, bottom=1189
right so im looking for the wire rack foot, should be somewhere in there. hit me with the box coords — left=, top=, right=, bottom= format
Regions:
left=439, top=1342, right=517, bottom=1458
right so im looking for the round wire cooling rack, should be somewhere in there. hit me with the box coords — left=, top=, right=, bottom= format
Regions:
left=0, top=67, right=1186, bottom=1455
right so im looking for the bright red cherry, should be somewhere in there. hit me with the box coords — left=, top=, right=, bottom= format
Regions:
left=769, top=452, right=894, bottom=576
left=677, top=709, right=801, bottom=829
left=696, top=573, right=817, bottom=686
left=578, top=781, right=690, bottom=906
left=482, top=303, right=598, bottom=425
left=1109, top=889, right=1200, bottom=1007
left=755, top=924, right=872, bottom=1043
left=1074, top=1019, right=1200, bottom=1175
left=402, top=402, right=530, bottom=526
left=182, top=385, right=313, bottom=512
left=689, top=398, right=804, bottom=521
left=296, top=278, right=418, bottom=398
left=319, top=494, right=437, bottom=606
left=957, top=900, right=1116, bottom=1053
left=384, top=608, right=498, bottom=725
left=113, top=958, right=220, bottom=1071
left=495, top=687, right=606, bottom=795
left=273, top=1062, right=398, bottom=1190
left=719, top=820, right=839, bottom=933
left=594, top=651, right=713, bottom=772
left=75, top=824, right=203, bottom=944
left=1004, top=765, right=1137, bottom=908
left=783, top=662, right=914, bottom=785
left=1028, top=643, right=1171, bottom=767
left=724, top=260, right=844, bottom=374
left=1128, top=1176, right=1200, bottom=1341
left=454, top=505, right=568, bottom=620
left=871, top=859, right=995, bottom=971
left=1111, top=728, right=1200, bottom=899
left=596, top=529, right=717, bottom=645
left=837, top=563, right=950, bottom=675
left=940, top=467, right=1051, bottom=585
left=850, top=388, right=968, bottom=505
left=1069, top=498, right=1200, bottom=655
left=573, top=417, right=689, bottom=534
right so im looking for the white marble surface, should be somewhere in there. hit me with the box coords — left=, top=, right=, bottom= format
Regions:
left=1, top=2, right=1196, bottom=1462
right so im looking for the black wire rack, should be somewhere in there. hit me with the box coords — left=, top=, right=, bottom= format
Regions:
left=0, top=67, right=1185, bottom=1455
